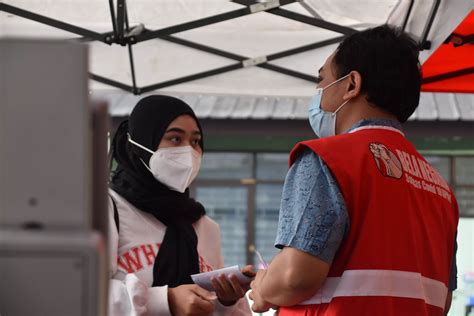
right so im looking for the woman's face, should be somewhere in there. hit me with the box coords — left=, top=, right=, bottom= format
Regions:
left=158, top=114, right=202, bottom=155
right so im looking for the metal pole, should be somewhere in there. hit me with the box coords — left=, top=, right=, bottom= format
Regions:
left=124, top=0, right=138, bottom=94
left=419, top=0, right=441, bottom=50
left=0, top=3, right=109, bottom=43
left=401, top=0, right=414, bottom=31
left=108, top=0, right=118, bottom=40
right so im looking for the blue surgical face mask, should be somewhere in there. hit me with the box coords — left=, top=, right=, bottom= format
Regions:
left=308, top=74, right=350, bottom=138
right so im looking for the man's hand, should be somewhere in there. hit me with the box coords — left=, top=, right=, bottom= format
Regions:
left=249, top=269, right=274, bottom=313
left=249, top=247, right=329, bottom=307
left=168, top=284, right=216, bottom=316
left=211, top=265, right=256, bottom=306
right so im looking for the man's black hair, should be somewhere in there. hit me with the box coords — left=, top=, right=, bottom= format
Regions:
left=334, top=25, right=422, bottom=122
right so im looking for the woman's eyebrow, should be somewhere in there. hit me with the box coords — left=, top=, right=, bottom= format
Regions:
left=165, top=128, right=201, bottom=136
left=165, top=128, right=185, bottom=134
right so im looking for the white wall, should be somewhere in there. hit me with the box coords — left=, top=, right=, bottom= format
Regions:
left=449, top=218, right=474, bottom=316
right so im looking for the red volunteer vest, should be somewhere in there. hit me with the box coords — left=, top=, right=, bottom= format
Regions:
left=280, top=126, right=458, bottom=316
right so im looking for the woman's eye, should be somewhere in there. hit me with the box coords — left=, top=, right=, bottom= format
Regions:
left=191, top=139, right=200, bottom=145
left=170, top=137, right=181, bottom=143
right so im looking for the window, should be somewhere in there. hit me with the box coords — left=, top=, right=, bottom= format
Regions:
left=425, top=156, right=451, bottom=184
left=193, top=152, right=288, bottom=267
left=455, top=157, right=474, bottom=185
left=456, top=187, right=474, bottom=217
left=255, top=184, right=283, bottom=266
left=454, top=157, right=474, bottom=217
left=198, top=153, right=252, bottom=180
left=256, top=153, right=289, bottom=181
left=424, top=155, right=474, bottom=217
left=195, top=186, right=248, bottom=267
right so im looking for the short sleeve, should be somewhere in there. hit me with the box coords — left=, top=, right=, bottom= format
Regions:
left=275, top=149, right=349, bottom=263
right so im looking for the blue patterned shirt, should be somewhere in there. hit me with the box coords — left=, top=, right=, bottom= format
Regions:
left=275, top=118, right=457, bottom=291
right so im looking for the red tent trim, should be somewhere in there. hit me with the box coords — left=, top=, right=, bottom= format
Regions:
left=421, top=10, right=474, bottom=93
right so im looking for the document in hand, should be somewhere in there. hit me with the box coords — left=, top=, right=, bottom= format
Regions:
left=191, top=265, right=254, bottom=291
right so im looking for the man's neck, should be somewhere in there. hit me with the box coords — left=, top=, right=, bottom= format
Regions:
left=336, top=102, right=399, bottom=135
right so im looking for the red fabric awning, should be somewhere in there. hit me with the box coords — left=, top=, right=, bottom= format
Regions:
left=421, top=10, right=474, bottom=93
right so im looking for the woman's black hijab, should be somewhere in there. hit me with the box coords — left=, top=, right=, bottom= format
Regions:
left=110, top=95, right=205, bottom=287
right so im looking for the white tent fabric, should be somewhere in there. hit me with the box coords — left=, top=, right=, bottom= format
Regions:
left=1, top=0, right=472, bottom=97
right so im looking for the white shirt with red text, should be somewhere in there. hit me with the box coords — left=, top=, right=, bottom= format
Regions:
left=108, top=189, right=251, bottom=316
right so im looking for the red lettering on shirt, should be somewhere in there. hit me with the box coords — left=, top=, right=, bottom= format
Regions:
left=117, top=243, right=162, bottom=273
left=410, top=155, right=422, bottom=178
left=117, top=246, right=144, bottom=273
left=199, top=255, right=214, bottom=273
left=141, top=244, right=156, bottom=266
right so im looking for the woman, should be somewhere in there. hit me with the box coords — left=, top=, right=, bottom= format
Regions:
left=108, top=95, right=252, bottom=315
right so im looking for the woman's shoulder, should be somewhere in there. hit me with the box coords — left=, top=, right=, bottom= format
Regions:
left=108, top=188, right=126, bottom=205
left=194, top=215, right=220, bottom=236
left=196, top=215, right=219, bottom=229
left=108, top=189, right=165, bottom=228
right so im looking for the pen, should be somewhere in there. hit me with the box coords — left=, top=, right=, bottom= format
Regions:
left=249, top=245, right=269, bottom=269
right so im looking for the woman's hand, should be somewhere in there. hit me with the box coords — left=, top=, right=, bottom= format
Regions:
left=210, top=265, right=256, bottom=306
left=168, top=284, right=216, bottom=316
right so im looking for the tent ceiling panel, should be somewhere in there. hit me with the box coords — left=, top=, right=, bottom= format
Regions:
left=2, top=0, right=396, bottom=30
left=133, top=66, right=316, bottom=96
left=175, top=22, right=342, bottom=56
left=304, top=0, right=399, bottom=26
left=125, top=1, right=389, bottom=31
left=268, top=42, right=339, bottom=77
left=93, top=28, right=339, bottom=91
left=89, top=41, right=135, bottom=86
left=125, top=1, right=242, bottom=29
left=116, top=38, right=235, bottom=87
left=1, top=0, right=472, bottom=97
left=1, top=1, right=111, bottom=28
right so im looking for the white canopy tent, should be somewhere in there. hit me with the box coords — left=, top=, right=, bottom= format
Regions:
left=1, top=1, right=473, bottom=121
left=1, top=0, right=472, bottom=97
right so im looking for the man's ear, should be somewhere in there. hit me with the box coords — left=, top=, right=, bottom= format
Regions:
left=343, top=71, right=362, bottom=100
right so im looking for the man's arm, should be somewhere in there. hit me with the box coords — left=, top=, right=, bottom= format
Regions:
left=250, top=149, right=347, bottom=312
left=255, top=247, right=330, bottom=306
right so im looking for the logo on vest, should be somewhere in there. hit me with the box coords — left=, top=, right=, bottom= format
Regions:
left=369, top=143, right=403, bottom=179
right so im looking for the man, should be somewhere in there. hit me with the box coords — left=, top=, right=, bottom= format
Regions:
left=249, top=25, right=458, bottom=316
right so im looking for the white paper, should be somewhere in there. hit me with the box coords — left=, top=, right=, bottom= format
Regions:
left=191, top=265, right=253, bottom=291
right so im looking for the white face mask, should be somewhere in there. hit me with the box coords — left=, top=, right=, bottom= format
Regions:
left=128, top=134, right=202, bottom=193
